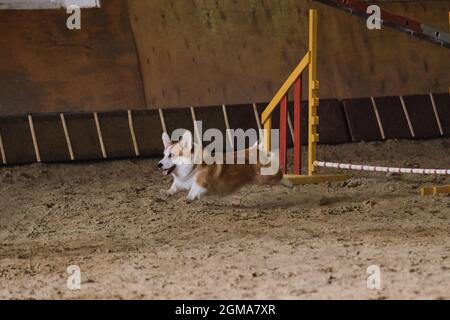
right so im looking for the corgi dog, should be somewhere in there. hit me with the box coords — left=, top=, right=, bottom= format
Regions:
left=158, top=130, right=292, bottom=202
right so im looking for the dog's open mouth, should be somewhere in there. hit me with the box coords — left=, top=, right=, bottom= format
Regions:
left=162, top=165, right=176, bottom=176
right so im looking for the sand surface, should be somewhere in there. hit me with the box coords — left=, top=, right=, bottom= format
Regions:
left=0, top=139, right=449, bottom=299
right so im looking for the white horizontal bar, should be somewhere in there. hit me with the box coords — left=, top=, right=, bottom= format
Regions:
left=315, top=161, right=450, bottom=175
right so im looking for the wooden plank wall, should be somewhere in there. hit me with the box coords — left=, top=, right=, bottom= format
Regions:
left=0, top=92, right=448, bottom=165
left=128, top=0, right=450, bottom=108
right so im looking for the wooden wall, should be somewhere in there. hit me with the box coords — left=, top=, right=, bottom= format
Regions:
left=0, top=0, right=145, bottom=116
left=0, top=0, right=448, bottom=115
left=128, top=0, right=450, bottom=108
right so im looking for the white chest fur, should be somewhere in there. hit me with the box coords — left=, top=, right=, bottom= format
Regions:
left=172, top=173, right=195, bottom=191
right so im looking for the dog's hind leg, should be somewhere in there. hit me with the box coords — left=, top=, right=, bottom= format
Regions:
left=257, top=168, right=293, bottom=188
left=280, top=177, right=293, bottom=188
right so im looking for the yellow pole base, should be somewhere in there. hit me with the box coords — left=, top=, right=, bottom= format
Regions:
left=284, top=174, right=348, bottom=185
left=420, top=185, right=450, bottom=196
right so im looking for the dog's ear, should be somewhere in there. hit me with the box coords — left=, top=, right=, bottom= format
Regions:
left=180, top=130, right=193, bottom=150
left=162, top=132, right=171, bottom=148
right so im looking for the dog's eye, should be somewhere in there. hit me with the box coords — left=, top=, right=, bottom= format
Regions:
left=168, top=154, right=172, bottom=158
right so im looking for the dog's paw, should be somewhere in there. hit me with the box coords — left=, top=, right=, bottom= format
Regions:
left=280, top=178, right=294, bottom=189
left=185, top=196, right=198, bottom=204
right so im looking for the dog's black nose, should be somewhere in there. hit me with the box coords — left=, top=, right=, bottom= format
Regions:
left=157, top=163, right=163, bottom=169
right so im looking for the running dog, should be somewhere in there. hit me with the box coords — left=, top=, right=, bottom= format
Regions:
left=158, top=131, right=292, bottom=202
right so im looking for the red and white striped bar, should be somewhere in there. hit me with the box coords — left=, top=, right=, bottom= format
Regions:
left=315, top=161, right=450, bottom=175
left=315, top=0, right=450, bottom=49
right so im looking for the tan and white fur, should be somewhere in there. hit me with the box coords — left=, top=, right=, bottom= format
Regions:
left=158, top=131, right=292, bottom=202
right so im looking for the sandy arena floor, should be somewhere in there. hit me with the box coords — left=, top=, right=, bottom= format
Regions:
left=0, top=139, right=449, bottom=299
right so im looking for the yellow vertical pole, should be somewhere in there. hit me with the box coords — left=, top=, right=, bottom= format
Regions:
left=308, top=9, right=319, bottom=176
left=263, top=117, right=272, bottom=152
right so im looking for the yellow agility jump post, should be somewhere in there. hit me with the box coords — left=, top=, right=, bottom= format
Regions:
left=419, top=12, right=450, bottom=197
left=307, top=8, right=319, bottom=177
left=420, top=12, right=450, bottom=197
left=261, top=9, right=347, bottom=185
left=421, top=185, right=450, bottom=197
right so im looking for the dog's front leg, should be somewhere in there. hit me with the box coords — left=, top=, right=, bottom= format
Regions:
left=186, top=182, right=207, bottom=203
left=160, top=183, right=179, bottom=198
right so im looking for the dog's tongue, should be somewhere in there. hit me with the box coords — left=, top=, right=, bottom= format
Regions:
left=161, top=166, right=175, bottom=176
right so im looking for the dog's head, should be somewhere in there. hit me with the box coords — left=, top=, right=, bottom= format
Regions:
left=158, top=130, right=194, bottom=176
